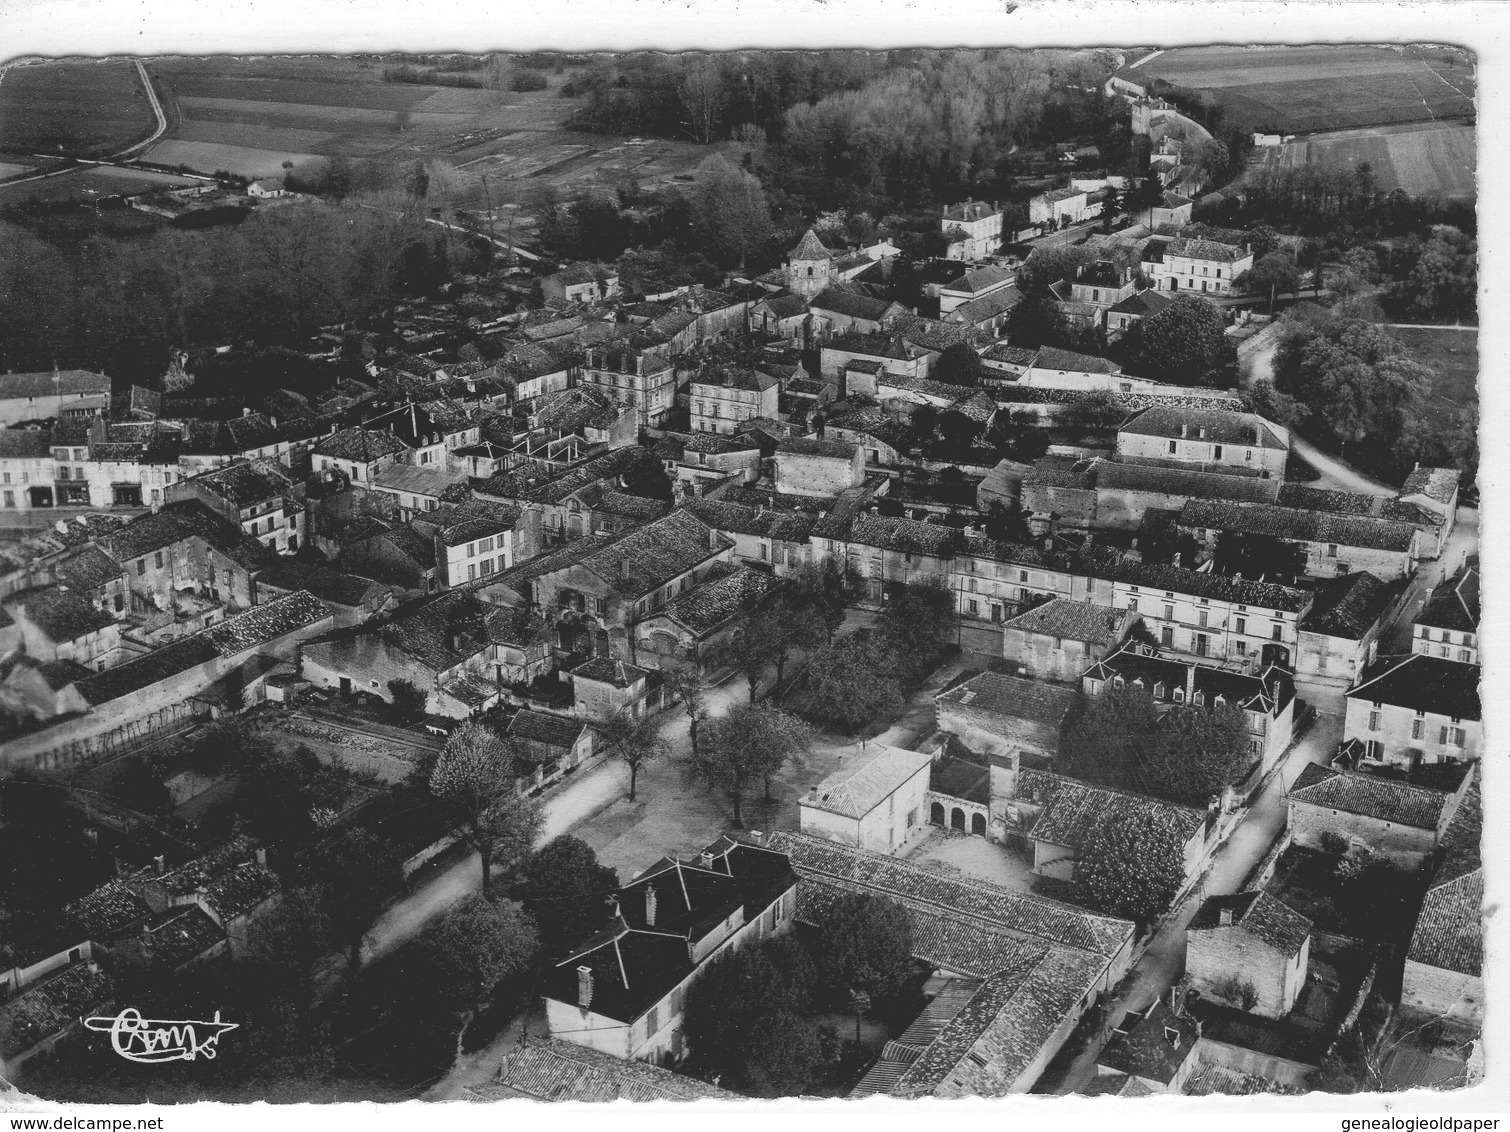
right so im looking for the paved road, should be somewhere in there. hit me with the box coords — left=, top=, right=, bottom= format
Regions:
left=1048, top=703, right=1344, bottom=1094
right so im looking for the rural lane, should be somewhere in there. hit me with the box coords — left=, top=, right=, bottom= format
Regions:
left=112, top=61, right=169, bottom=159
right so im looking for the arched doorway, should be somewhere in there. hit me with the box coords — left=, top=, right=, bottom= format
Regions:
left=972, top=813, right=987, bottom=836
left=951, top=808, right=966, bottom=831
left=930, top=802, right=946, bottom=826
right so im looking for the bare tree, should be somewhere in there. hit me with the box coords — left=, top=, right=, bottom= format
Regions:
left=678, top=55, right=728, bottom=145
left=664, top=670, right=709, bottom=755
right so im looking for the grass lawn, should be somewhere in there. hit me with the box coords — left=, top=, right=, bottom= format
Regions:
left=0, top=61, right=157, bottom=156
left=1392, top=325, right=1479, bottom=427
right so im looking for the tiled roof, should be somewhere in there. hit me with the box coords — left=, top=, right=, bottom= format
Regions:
left=691, top=366, right=779, bottom=393
left=257, top=560, right=381, bottom=607
left=1189, top=890, right=1311, bottom=956
left=508, top=708, right=587, bottom=751
left=1346, top=653, right=1480, bottom=720
left=809, top=286, right=903, bottom=323
left=803, top=744, right=933, bottom=820
left=0, top=429, right=52, bottom=457
left=574, top=509, right=726, bottom=597
left=184, top=459, right=294, bottom=507
left=140, top=904, right=225, bottom=968
left=1002, top=598, right=1134, bottom=646
left=1120, top=406, right=1286, bottom=449
left=569, top=656, right=653, bottom=688
left=936, top=671, right=1082, bottom=728
left=1097, top=460, right=1281, bottom=504
left=951, top=287, right=1022, bottom=324
left=1417, top=567, right=1478, bottom=634
left=0, top=961, right=114, bottom=1060
left=465, top=1040, right=739, bottom=1102
left=5, top=585, right=115, bottom=643
left=314, top=426, right=410, bottom=463
left=1302, top=571, right=1402, bottom=640
left=1098, top=560, right=1311, bottom=613
left=64, top=880, right=152, bottom=940
left=1400, top=466, right=1461, bottom=505
left=54, top=546, right=126, bottom=592
left=1180, top=500, right=1418, bottom=552
left=943, top=200, right=998, bottom=223
left=824, top=405, right=911, bottom=449
left=778, top=436, right=857, bottom=461
left=1166, top=237, right=1248, bottom=263
left=756, top=292, right=808, bottom=318
left=1097, top=999, right=1200, bottom=1084
left=1407, top=770, right=1481, bottom=975
left=0, top=370, right=110, bottom=399
left=846, top=514, right=960, bottom=558
left=373, top=463, right=468, bottom=498
left=789, top=228, right=833, bottom=261
left=766, top=829, right=1132, bottom=955
left=685, top=499, right=815, bottom=543
left=982, top=343, right=1041, bottom=367
left=1023, top=454, right=1097, bottom=490
left=942, top=263, right=1015, bottom=295
left=1015, top=769, right=1204, bottom=851
left=1108, top=290, right=1175, bottom=318
left=656, top=564, right=781, bottom=636
left=1277, top=483, right=1378, bottom=516
left=1288, top=763, right=1447, bottom=831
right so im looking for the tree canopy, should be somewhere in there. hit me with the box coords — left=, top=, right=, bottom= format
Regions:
left=694, top=703, right=811, bottom=826
left=430, top=722, right=543, bottom=892
left=810, top=892, right=915, bottom=1006
left=1120, top=295, right=1234, bottom=386
left=1074, top=809, right=1187, bottom=930
left=510, top=835, right=619, bottom=956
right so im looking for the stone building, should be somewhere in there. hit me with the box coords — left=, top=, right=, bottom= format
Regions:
left=1403, top=769, right=1482, bottom=1026
left=1001, top=598, right=1138, bottom=681
left=935, top=670, right=1082, bottom=763
left=1285, top=763, right=1464, bottom=868
left=798, top=742, right=933, bottom=854
left=1412, top=564, right=1478, bottom=665
left=1186, top=891, right=1312, bottom=1018
left=773, top=437, right=866, bottom=498
left=1117, top=407, right=1289, bottom=477
left=1342, top=653, right=1481, bottom=768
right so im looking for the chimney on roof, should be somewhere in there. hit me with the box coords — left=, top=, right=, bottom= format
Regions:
left=154, top=854, right=166, bottom=874
left=1218, top=906, right=1234, bottom=926
left=644, top=884, right=657, bottom=927
left=577, top=965, right=594, bottom=1011
left=1165, top=1025, right=1182, bottom=1049
left=1180, top=423, right=1188, bottom=438
left=255, top=847, right=268, bottom=867
left=700, top=851, right=714, bottom=869
left=1186, top=664, right=1197, bottom=702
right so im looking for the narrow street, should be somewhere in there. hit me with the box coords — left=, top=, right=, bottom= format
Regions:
left=1046, top=699, right=1345, bottom=1094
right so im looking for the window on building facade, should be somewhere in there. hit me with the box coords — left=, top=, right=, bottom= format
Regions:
left=1198, top=610, right=1208, bottom=628
left=1368, top=710, right=1381, bottom=731
left=1128, top=598, right=1138, bottom=612
left=1272, top=624, right=1283, bottom=641
left=137, top=559, right=146, bottom=576
left=1412, top=718, right=1424, bottom=740
left=1235, top=617, right=1246, bottom=634
left=1161, top=626, right=1174, bottom=647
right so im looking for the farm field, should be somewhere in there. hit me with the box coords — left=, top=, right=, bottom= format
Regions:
left=0, top=160, right=36, bottom=179
left=1391, top=325, right=1478, bottom=427
left=0, top=164, right=198, bottom=204
left=0, top=60, right=157, bottom=157
left=1263, top=121, right=1476, bottom=200
left=1120, top=45, right=1474, bottom=133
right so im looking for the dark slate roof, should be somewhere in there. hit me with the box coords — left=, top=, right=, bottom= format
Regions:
left=1288, top=764, right=1447, bottom=831
left=1180, top=500, right=1418, bottom=552
left=1400, top=466, right=1461, bottom=505
left=314, top=426, right=410, bottom=462
left=464, top=1039, right=739, bottom=1102
left=1015, top=769, right=1204, bottom=852
left=1120, top=406, right=1286, bottom=449
left=1346, top=654, right=1480, bottom=720
left=846, top=514, right=960, bottom=558
left=5, top=585, right=115, bottom=642
left=1001, top=598, right=1134, bottom=646
left=1084, top=645, right=1295, bottom=716
left=1417, top=567, right=1478, bottom=634
left=569, top=656, right=653, bottom=688
left=778, top=436, right=857, bottom=460
left=508, top=708, right=588, bottom=750
left=1108, top=290, right=1175, bottom=318
left=936, top=671, right=1082, bottom=728
left=543, top=922, right=692, bottom=1024
left=1189, top=891, right=1311, bottom=957
left=1097, top=561, right=1311, bottom=613
left=1302, top=571, right=1402, bottom=640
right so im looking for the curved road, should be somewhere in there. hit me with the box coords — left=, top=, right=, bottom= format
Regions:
left=112, top=60, right=169, bottom=159
left=1239, top=322, right=1395, bottom=498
